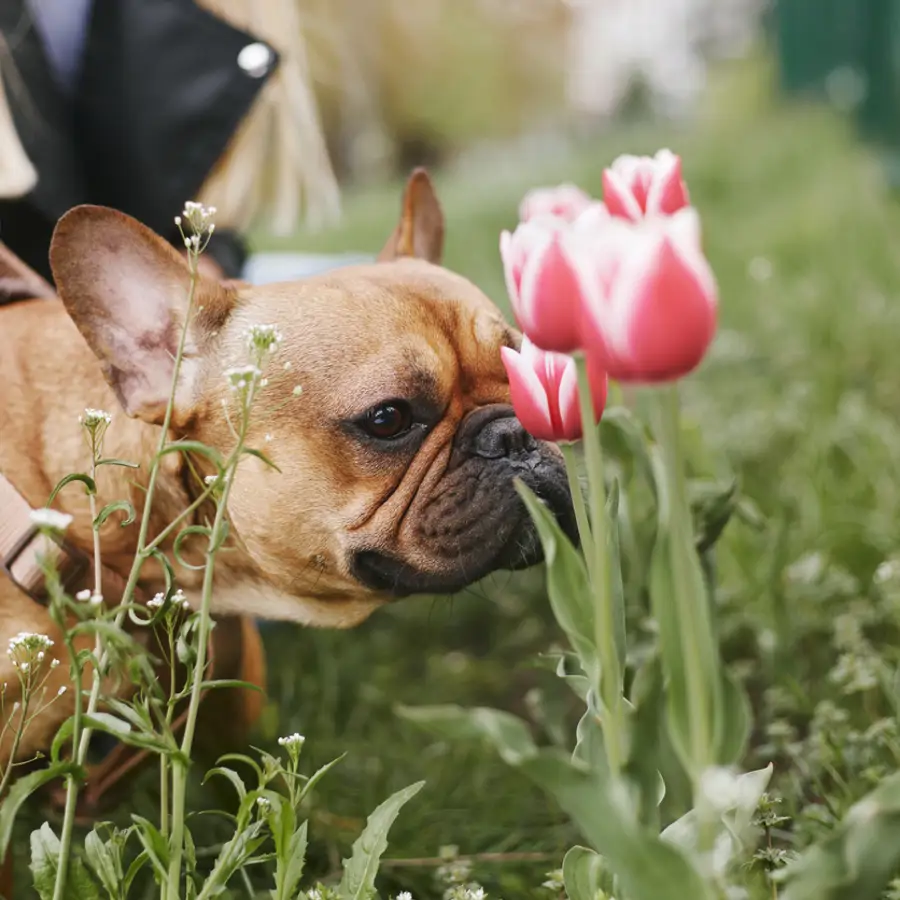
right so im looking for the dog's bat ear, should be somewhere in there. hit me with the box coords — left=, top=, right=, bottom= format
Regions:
left=49, top=205, right=237, bottom=426
left=378, top=167, right=445, bottom=264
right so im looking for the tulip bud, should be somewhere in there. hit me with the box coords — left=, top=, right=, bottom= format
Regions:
left=602, top=149, right=689, bottom=222
left=501, top=220, right=585, bottom=353
left=500, top=337, right=607, bottom=442
left=579, top=208, right=718, bottom=383
left=519, top=183, right=594, bottom=223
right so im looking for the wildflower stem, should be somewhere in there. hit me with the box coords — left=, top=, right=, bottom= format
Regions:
left=560, top=443, right=594, bottom=582
left=165, top=383, right=255, bottom=897
left=574, top=354, right=623, bottom=775
left=0, top=689, right=32, bottom=800
left=53, top=452, right=110, bottom=900
left=50, top=617, right=87, bottom=900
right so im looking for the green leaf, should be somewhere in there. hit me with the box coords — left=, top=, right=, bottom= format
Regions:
left=84, top=829, right=125, bottom=899
left=47, top=472, right=96, bottom=504
left=562, top=846, right=606, bottom=900
left=158, top=441, right=224, bottom=470
left=93, top=500, right=136, bottom=529
left=243, top=447, right=282, bottom=472
left=778, top=769, right=900, bottom=900
left=269, top=804, right=308, bottom=900
left=0, top=764, right=76, bottom=857
left=337, top=781, right=425, bottom=900
left=131, top=816, right=170, bottom=885
left=96, top=458, right=140, bottom=469
left=516, top=482, right=597, bottom=679
left=400, top=704, right=714, bottom=900
left=600, top=406, right=655, bottom=493
left=714, top=669, right=751, bottom=765
left=624, top=654, right=668, bottom=829
left=30, top=823, right=101, bottom=900
left=195, top=820, right=267, bottom=900
left=605, top=479, right=627, bottom=675
left=82, top=714, right=184, bottom=761
left=197, top=679, right=264, bottom=694
left=553, top=652, right=590, bottom=701
left=203, top=766, right=248, bottom=803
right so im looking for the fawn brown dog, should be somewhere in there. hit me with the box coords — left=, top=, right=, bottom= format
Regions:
left=0, top=171, right=575, bottom=801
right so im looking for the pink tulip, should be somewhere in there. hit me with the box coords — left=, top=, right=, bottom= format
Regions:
left=500, top=218, right=584, bottom=353
left=574, top=208, right=718, bottom=383
left=519, top=183, right=594, bottom=223
left=500, top=337, right=608, bottom=443
left=602, top=150, right=689, bottom=222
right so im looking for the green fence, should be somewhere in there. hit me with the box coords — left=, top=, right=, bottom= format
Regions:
left=775, top=0, right=900, bottom=182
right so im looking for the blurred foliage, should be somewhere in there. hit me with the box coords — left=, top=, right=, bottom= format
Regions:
left=301, top=0, right=567, bottom=175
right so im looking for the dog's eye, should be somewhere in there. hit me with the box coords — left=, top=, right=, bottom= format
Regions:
left=362, top=402, right=413, bottom=440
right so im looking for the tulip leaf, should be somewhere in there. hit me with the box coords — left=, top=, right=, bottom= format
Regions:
left=338, top=781, right=424, bottom=900
left=562, top=846, right=608, bottom=900
left=398, top=702, right=714, bottom=900
left=516, top=481, right=598, bottom=681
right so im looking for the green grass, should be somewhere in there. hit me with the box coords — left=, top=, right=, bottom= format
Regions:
left=252, top=57, right=900, bottom=897
left=18, top=56, right=900, bottom=898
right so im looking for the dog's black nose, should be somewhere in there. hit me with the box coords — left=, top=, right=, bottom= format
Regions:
left=451, top=404, right=537, bottom=465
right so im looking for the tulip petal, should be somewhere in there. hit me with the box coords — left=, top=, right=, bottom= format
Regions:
left=500, top=346, right=556, bottom=441
left=646, top=152, right=690, bottom=217
left=500, top=230, right=527, bottom=328
left=606, top=233, right=718, bottom=383
left=602, top=168, right=644, bottom=222
left=517, top=235, right=585, bottom=353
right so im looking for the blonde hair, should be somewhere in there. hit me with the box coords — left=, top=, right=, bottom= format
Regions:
left=0, top=35, right=38, bottom=200
left=0, top=1, right=339, bottom=235
left=194, top=0, right=341, bottom=235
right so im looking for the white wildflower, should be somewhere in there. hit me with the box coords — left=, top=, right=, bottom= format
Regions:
left=75, top=589, right=91, bottom=602
left=277, top=732, right=305, bottom=749
left=181, top=201, right=216, bottom=236
left=264, top=433, right=272, bottom=443
left=225, top=364, right=262, bottom=393
left=57, top=686, right=67, bottom=696
left=397, top=893, right=413, bottom=900
left=204, top=474, right=218, bottom=485
left=172, top=589, right=190, bottom=611
left=148, top=592, right=165, bottom=610
left=29, top=508, right=73, bottom=532
left=79, top=408, right=111, bottom=428
left=7, top=630, right=55, bottom=673
left=245, top=323, right=283, bottom=357
left=90, top=592, right=103, bottom=607
left=292, top=385, right=303, bottom=396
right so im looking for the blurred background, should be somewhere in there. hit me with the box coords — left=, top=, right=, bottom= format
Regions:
left=15, top=0, right=900, bottom=896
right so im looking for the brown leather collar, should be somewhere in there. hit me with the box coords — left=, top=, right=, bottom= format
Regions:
left=0, top=471, right=136, bottom=607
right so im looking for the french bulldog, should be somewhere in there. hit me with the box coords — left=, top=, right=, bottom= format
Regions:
left=0, top=170, right=576, bottom=771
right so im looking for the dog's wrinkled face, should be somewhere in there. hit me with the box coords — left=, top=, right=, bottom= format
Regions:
left=49, top=172, right=575, bottom=627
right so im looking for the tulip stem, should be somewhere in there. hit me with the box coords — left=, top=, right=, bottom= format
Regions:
left=560, top=443, right=594, bottom=582
left=651, top=386, right=717, bottom=781
left=574, top=354, right=624, bottom=776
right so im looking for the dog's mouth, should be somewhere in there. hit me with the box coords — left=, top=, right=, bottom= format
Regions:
left=350, top=474, right=578, bottom=599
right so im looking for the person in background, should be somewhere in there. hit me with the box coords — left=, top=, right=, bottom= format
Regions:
left=0, top=0, right=340, bottom=284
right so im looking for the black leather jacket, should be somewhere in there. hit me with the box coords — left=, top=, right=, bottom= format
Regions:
left=0, top=0, right=279, bottom=280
